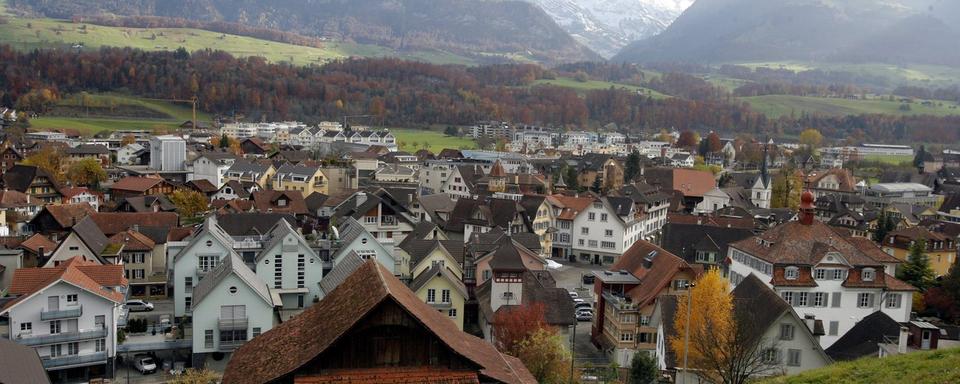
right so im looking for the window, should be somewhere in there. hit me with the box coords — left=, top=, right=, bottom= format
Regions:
left=20, top=322, right=32, bottom=332
left=96, top=339, right=106, bottom=352
left=199, top=255, right=219, bottom=272
left=833, top=269, right=846, bottom=280
left=581, top=227, right=589, bottom=235
left=483, top=270, right=492, bottom=280
left=781, top=291, right=794, bottom=306
left=862, top=268, right=875, bottom=281
left=785, top=266, right=799, bottom=280
left=787, top=349, right=802, bottom=367
left=205, top=330, right=214, bottom=348
left=780, top=324, right=795, bottom=341
left=601, top=213, right=608, bottom=222
left=427, top=289, right=436, bottom=303
left=441, top=289, right=451, bottom=304
left=274, top=255, right=283, bottom=289
left=858, top=293, right=874, bottom=308
left=797, top=292, right=809, bottom=307
left=252, top=327, right=262, bottom=338
left=814, top=292, right=826, bottom=307
left=220, top=329, right=248, bottom=345
left=605, top=229, right=613, bottom=237
left=886, top=294, right=902, bottom=309
left=66, top=294, right=78, bottom=304
left=588, top=240, right=598, bottom=247
left=601, top=241, right=615, bottom=249
left=638, top=333, right=654, bottom=343
left=448, top=309, right=458, bottom=318
left=66, top=342, right=79, bottom=355
left=762, top=349, right=779, bottom=364
left=50, top=320, right=61, bottom=334
left=588, top=213, right=596, bottom=221
left=502, top=291, right=514, bottom=300
left=69, top=246, right=79, bottom=251
left=829, top=321, right=839, bottom=336
left=133, top=269, right=145, bottom=279
left=639, top=316, right=651, bottom=326
left=578, top=239, right=585, bottom=246
left=185, top=276, right=193, bottom=290
left=50, top=344, right=62, bottom=357
left=674, top=280, right=690, bottom=290
left=620, top=332, right=635, bottom=342
left=814, top=269, right=826, bottom=280
left=185, top=296, right=192, bottom=312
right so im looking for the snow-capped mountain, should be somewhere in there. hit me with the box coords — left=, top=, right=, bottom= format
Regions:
left=527, top=0, right=694, bottom=58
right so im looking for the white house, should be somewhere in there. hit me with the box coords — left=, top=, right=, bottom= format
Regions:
left=190, top=152, right=238, bottom=188
left=332, top=217, right=398, bottom=275
left=569, top=196, right=645, bottom=265
left=116, top=144, right=145, bottom=166
left=1, top=257, right=126, bottom=379
left=727, top=193, right=916, bottom=348
left=252, top=219, right=324, bottom=308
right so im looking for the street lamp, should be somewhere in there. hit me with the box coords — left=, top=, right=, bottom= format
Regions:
left=681, top=281, right=696, bottom=384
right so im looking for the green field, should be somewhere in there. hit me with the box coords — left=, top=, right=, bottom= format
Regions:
left=532, top=77, right=669, bottom=99
left=740, top=94, right=960, bottom=118
left=762, top=347, right=960, bottom=384
left=28, top=93, right=213, bottom=136
left=734, top=61, right=960, bottom=87
left=0, top=2, right=477, bottom=66
left=391, top=128, right=477, bottom=153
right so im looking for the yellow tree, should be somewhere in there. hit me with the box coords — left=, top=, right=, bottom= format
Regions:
left=66, top=158, right=107, bottom=187
left=798, top=128, right=823, bottom=150
left=170, top=189, right=209, bottom=219
left=22, top=146, right=65, bottom=182
left=671, top=269, right=734, bottom=382
left=514, top=328, right=571, bottom=384
left=169, top=369, right=219, bottom=384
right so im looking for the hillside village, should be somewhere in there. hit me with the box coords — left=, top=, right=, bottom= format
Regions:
left=1, top=117, right=959, bottom=383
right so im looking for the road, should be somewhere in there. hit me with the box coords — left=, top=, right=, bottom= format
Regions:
left=548, top=259, right=610, bottom=367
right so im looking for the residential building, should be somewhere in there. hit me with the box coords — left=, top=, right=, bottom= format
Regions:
left=471, top=121, right=511, bottom=139
left=116, top=144, right=146, bottom=166
left=862, top=183, right=939, bottom=209
left=577, top=154, right=625, bottom=193
left=272, top=164, right=327, bottom=195
left=567, top=196, right=645, bottom=265
left=222, top=260, right=537, bottom=384
left=109, top=230, right=166, bottom=297
left=807, top=168, right=857, bottom=198
left=60, top=187, right=101, bottom=212
left=882, top=226, right=956, bottom=276
left=2, top=164, right=63, bottom=204
left=332, top=217, right=399, bottom=275
left=332, top=189, right=418, bottom=247
left=63, top=144, right=111, bottom=170
left=108, top=176, right=175, bottom=202
left=149, top=135, right=186, bottom=171
left=590, top=240, right=699, bottom=366
left=190, top=152, right=238, bottom=188
left=44, top=216, right=113, bottom=267
left=224, top=161, right=275, bottom=187
left=727, top=192, right=917, bottom=347
left=0, top=257, right=126, bottom=381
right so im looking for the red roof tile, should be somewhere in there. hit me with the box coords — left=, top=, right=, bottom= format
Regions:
left=110, top=176, right=164, bottom=192
left=19, top=233, right=57, bottom=254
left=43, top=203, right=96, bottom=228
left=89, top=212, right=179, bottom=236
left=108, top=230, right=156, bottom=251
left=2, top=257, right=126, bottom=312
left=294, top=367, right=480, bottom=384
left=611, top=240, right=699, bottom=307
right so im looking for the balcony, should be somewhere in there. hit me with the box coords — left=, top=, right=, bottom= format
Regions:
left=219, top=339, right=246, bottom=351
left=218, top=317, right=249, bottom=331
left=380, top=216, right=399, bottom=228
left=427, top=301, right=453, bottom=309
left=41, top=351, right=109, bottom=369
left=601, top=291, right=639, bottom=311
left=18, top=327, right=108, bottom=346
left=41, top=305, right=83, bottom=321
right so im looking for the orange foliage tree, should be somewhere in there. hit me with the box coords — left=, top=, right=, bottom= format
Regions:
left=492, top=301, right=548, bottom=355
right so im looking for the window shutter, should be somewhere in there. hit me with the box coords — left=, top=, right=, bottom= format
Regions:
left=831, top=292, right=842, bottom=308
left=868, top=294, right=875, bottom=308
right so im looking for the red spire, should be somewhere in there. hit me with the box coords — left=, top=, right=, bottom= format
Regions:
left=799, top=190, right=816, bottom=225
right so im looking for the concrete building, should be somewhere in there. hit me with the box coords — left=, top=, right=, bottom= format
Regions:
left=149, top=135, right=186, bottom=171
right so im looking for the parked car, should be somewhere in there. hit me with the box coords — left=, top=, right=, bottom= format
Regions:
left=582, top=274, right=595, bottom=285
left=572, top=298, right=585, bottom=305
left=576, top=309, right=593, bottom=322
left=125, top=300, right=154, bottom=312
left=574, top=302, right=593, bottom=311
left=568, top=291, right=579, bottom=299
left=133, top=354, right=157, bottom=374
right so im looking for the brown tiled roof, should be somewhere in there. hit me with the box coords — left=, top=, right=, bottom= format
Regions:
left=884, top=226, right=951, bottom=250
left=294, top=367, right=480, bottom=383
left=2, top=257, right=126, bottom=312
left=44, top=203, right=96, bottom=228
left=770, top=266, right=818, bottom=287
left=19, top=233, right=56, bottom=254
left=884, top=274, right=917, bottom=291
left=185, top=179, right=218, bottom=194
left=0, top=189, right=32, bottom=208
left=730, top=220, right=883, bottom=267
left=667, top=212, right=756, bottom=229
left=167, top=227, right=194, bottom=242
left=808, top=168, right=857, bottom=192
left=223, top=261, right=536, bottom=384
left=110, top=176, right=164, bottom=192
left=846, top=237, right=902, bottom=264
left=108, top=230, right=156, bottom=251
left=612, top=240, right=698, bottom=307
left=89, top=212, right=179, bottom=236
left=488, top=159, right=506, bottom=177
left=547, top=194, right=593, bottom=220
left=252, top=190, right=308, bottom=215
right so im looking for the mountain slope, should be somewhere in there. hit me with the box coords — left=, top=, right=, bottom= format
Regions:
left=9, top=0, right=599, bottom=63
left=527, top=0, right=692, bottom=58
left=613, top=0, right=960, bottom=66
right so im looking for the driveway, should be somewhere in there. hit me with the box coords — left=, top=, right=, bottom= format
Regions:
left=548, top=259, right=610, bottom=366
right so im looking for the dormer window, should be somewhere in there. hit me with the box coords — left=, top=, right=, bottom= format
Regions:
left=862, top=268, right=875, bottom=281
left=785, top=266, right=799, bottom=280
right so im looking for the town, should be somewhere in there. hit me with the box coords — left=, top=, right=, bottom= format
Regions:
left=1, top=112, right=959, bottom=384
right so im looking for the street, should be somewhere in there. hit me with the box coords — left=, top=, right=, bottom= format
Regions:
left=548, top=259, right=610, bottom=367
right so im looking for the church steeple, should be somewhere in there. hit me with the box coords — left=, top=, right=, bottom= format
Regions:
left=761, top=140, right=771, bottom=188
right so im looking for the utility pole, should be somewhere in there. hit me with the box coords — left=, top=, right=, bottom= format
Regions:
left=681, top=281, right=696, bottom=384
left=569, top=320, right=576, bottom=384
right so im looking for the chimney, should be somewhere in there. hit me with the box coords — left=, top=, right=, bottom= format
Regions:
left=799, top=191, right=816, bottom=225
left=38, top=246, right=45, bottom=265
left=898, top=326, right=910, bottom=354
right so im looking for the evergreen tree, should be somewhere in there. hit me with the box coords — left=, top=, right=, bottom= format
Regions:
left=566, top=166, right=580, bottom=191
left=629, top=352, right=657, bottom=384
left=625, top=150, right=641, bottom=182
left=897, top=239, right=936, bottom=291
left=219, top=133, right=230, bottom=149
left=873, top=213, right=896, bottom=243
left=592, top=177, right=602, bottom=193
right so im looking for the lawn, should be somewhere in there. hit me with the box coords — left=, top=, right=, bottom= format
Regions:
left=761, top=347, right=960, bottom=384
left=740, top=95, right=960, bottom=118
left=858, top=153, right=913, bottom=166
left=532, top=77, right=669, bottom=99
left=0, top=5, right=478, bottom=66
left=27, top=116, right=183, bottom=136
left=731, top=61, right=960, bottom=87
left=391, top=128, right=477, bottom=153
left=28, top=93, right=214, bottom=136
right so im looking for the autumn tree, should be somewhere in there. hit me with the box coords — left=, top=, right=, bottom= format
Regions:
left=170, top=189, right=209, bottom=219
left=799, top=129, right=823, bottom=150
left=493, top=302, right=547, bottom=355
left=672, top=269, right=780, bottom=384
left=121, top=134, right=137, bottom=146
left=513, top=328, right=571, bottom=384
left=66, top=158, right=107, bottom=188
left=897, top=239, right=935, bottom=291
left=657, top=129, right=674, bottom=144
left=169, top=368, right=219, bottom=384
left=677, top=130, right=700, bottom=149
left=22, top=146, right=64, bottom=182
left=771, top=168, right=802, bottom=209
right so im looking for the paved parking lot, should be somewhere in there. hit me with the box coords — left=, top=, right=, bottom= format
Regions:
left=548, top=259, right=610, bottom=366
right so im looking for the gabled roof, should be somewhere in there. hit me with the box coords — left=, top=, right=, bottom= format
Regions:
left=304, top=192, right=329, bottom=213
left=193, top=253, right=274, bottom=307
left=19, top=233, right=57, bottom=254
left=401, top=239, right=464, bottom=268
left=730, top=219, right=884, bottom=267
left=36, top=203, right=95, bottom=229
left=65, top=144, right=110, bottom=155
left=216, top=212, right=296, bottom=237
left=0, top=338, right=50, bottom=384
left=223, top=261, right=537, bottom=384
left=2, top=256, right=126, bottom=313
left=2, top=164, right=60, bottom=193
left=0, top=189, right=35, bottom=208
left=119, top=195, right=176, bottom=213
left=108, top=230, right=156, bottom=252
left=110, top=176, right=165, bottom=192
left=612, top=240, right=699, bottom=307
left=89, top=212, right=179, bottom=239
left=70, top=216, right=110, bottom=258
left=409, top=263, right=469, bottom=299
left=173, top=215, right=239, bottom=263
left=252, top=190, right=309, bottom=215
left=476, top=270, right=574, bottom=327
left=318, top=251, right=366, bottom=298
left=184, top=179, right=218, bottom=194
left=825, top=311, right=901, bottom=361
